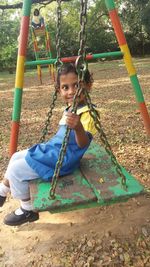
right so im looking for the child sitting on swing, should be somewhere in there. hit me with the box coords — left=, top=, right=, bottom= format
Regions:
left=31, top=8, right=45, bottom=29
left=0, top=63, right=97, bottom=226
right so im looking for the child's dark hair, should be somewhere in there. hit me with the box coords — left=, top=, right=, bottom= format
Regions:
left=34, top=9, right=40, bottom=16
left=56, top=63, right=93, bottom=88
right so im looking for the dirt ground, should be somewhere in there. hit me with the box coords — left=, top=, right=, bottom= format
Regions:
left=0, top=58, right=150, bottom=267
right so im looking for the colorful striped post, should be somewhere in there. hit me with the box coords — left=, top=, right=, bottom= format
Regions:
left=32, top=28, right=42, bottom=84
left=45, top=26, right=54, bottom=81
left=45, top=26, right=52, bottom=58
left=105, top=0, right=150, bottom=135
left=9, top=0, right=32, bottom=156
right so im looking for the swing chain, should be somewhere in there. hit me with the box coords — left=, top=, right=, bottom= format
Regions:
left=49, top=86, right=85, bottom=199
left=84, top=90, right=127, bottom=189
left=49, top=0, right=88, bottom=199
left=55, top=0, right=63, bottom=69
left=76, top=0, right=88, bottom=80
left=49, top=127, right=71, bottom=198
left=79, top=0, right=88, bottom=57
left=39, top=90, right=58, bottom=143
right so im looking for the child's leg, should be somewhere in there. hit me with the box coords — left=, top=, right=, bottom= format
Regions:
left=5, top=151, right=39, bottom=200
left=0, top=180, right=10, bottom=207
left=0, top=150, right=28, bottom=204
left=1, top=150, right=40, bottom=226
left=0, top=179, right=10, bottom=196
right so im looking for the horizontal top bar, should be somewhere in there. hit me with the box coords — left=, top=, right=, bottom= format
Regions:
left=25, top=51, right=123, bottom=66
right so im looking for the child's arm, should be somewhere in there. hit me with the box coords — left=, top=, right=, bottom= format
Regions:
left=66, top=112, right=90, bottom=148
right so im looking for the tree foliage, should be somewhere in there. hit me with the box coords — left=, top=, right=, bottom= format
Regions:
left=120, top=0, right=150, bottom=55
left=0, top=0, right=71, bottom=10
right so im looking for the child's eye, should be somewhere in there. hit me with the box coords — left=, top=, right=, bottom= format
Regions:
left=62, top=85, right=68, bottom=91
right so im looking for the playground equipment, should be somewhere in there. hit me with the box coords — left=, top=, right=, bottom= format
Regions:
left=31, top=25, right=55, bottom=84
left=9, top=0, right=148, bottom=212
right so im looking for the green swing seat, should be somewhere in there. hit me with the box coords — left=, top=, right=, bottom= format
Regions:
left=29, top=141, right=144, bottom=213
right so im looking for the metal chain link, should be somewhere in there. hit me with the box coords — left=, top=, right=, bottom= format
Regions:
left=39, top=0, right=63, bottom=143
left=76, top=0, right=88, bottom=80
left=39, top=90, right=58, bottom=142
left=55, top=0, right=63, bottom=69
left=49, top=0, right=88, bottom=199
left=78, top=0, right=88, bottom=57
left=49, top=86, right=85, bottom=198
left=84, top=90, right=127, bottom=189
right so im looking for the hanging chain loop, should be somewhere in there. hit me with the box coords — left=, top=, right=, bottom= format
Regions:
left=83, top=90, right=127, bottom=189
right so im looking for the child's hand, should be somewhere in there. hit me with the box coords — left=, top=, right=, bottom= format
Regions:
left=66, top=112, right=81, bottom=130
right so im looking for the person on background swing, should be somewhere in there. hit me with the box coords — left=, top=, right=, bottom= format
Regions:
left=31, top=8, right=45, bottom=29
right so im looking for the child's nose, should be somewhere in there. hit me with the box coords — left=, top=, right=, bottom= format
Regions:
left=69, top=86, right=76, bottom=94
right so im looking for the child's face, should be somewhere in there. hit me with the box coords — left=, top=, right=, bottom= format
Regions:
left=59, top=72, right=85, bottom=105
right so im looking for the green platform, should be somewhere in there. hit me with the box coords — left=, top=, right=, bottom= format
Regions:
left=30, top=142, right=144, bottom=213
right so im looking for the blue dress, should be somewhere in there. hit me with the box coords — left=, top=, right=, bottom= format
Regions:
left=25, top=106, right=95, bottom=181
